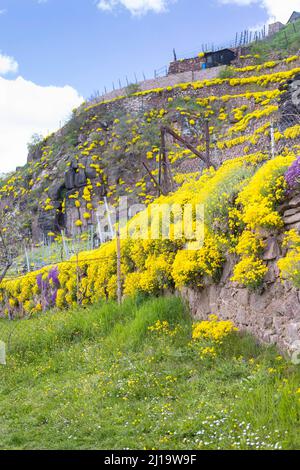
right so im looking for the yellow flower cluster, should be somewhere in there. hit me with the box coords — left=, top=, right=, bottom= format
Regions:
left=275, top=125, right=300, bottom=142
left=172, top=234, right=224, bottom=288
left=227, top=105, right=278, bottom=135
left=81, top=67, right=300, bottom=113
left=3, top=148, right=295, bottom=315
left=199, top=346, right=217, bottom=360
left=232, top=61, right=278, bottom=73
left=148, top=320, right=180, bottom=337
left=237, top=155, right=293, bottom=230
left=232, top=56, right=299, bottom=75
left=231, top=155, right=295, bottom=288
left=278, top=230, right=300, bottom=288
left=231, top=256, right=268, bottom=289
left=3, top=51, right=300, bottom=315
left=192, top=315, right=238, bottom=344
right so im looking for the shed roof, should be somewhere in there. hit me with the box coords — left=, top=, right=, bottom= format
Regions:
left=287, top=11, right=300, bottom=23
left=204, top=48, right=235, bottom=57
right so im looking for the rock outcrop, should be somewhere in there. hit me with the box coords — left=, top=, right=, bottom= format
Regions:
left=279, top=73, right=300, bottom=130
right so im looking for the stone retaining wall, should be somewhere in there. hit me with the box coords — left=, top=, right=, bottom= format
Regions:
left=181, top=191, right=300, bottom=354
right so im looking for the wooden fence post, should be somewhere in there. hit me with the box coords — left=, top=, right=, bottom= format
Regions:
left=204, top=119, right=211, bottom=166
left=116, top=225, right=122, bottom=305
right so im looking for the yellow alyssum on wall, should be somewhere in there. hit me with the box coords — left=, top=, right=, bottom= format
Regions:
left=0, top=152, right=297, bottom=316
left=278, top=230, right=300, bottom=288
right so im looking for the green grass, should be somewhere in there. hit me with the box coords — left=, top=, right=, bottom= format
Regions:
left=218, top=66, right=237, bottom=79
left=0, top=296, right=299, bottom=450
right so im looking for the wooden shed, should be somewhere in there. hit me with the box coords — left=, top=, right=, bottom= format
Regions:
left=204, top=49, right=236, bottom=68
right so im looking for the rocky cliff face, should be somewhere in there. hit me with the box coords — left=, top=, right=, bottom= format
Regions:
left=2, top=55, right=300, bottom=247
left=279, top=73, right=300, bottom=130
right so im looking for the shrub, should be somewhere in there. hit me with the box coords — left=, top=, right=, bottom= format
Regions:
left=218, top=66, right=236, bottom=80
left=278, top=230, right=300, bottom=288
left=125, top=83, right=141, bottom=96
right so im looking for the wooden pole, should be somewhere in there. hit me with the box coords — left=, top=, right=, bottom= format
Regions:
left=270, top=123, right=275, bottom=159
left=161, top=125, right=213, bottom=168
left=104, top=196, right=115, bottom=239
left=204, top=120, right=211, bottom=166
left=161, top=127, right=168, bottom=194
left=96, top=213, right=104, bottom=245
left=76, top=252, right=80, bottom=305
left=24, top=245, right=30, bottom=273
left=142, top=162, right=165, bottom=195
left=158, top=147, right=162, bottom=196
left=116, top=225, right=122, bottom=305
left=284, top=31, right=289, bottom=47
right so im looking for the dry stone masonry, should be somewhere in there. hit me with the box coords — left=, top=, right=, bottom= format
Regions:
left=182, top=190, right=300, bottom=354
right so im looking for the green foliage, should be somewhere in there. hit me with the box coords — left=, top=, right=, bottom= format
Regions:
left=27, top=133, right=44, bottom=154
left=125, top=83, right=141, bottom=96
left=204, top=164, right=255, bottom=234
left=251, top=19, right=300, bottom=57
left=0, top=296, right=299, bottom=450
left=62, top=113, right=84, bottom=148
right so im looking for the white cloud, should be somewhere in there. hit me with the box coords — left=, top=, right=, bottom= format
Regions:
left=97, top=0, right=173, bottom=16
left=0, top=53, right=18, bottom=75
left=219, top=0, right=300, bottom=23
left=0, top=76, right=83, bottom=172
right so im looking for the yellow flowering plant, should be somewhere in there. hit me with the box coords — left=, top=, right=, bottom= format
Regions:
left=278, top=230, right=300, bottom=288
left=191, top=315, right=238, bottom=360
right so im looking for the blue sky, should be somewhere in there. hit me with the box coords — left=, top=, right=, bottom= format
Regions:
left=0, top=0, right=269, bottom=97
left=0, top=0, right=299, bottom=172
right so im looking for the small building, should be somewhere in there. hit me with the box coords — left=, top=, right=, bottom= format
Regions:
left=287, top=11, right=300, bottom=23
left=268, top=21, right=284, bottom=36
left=167, top=48, right=236, bottom=75
left=204, top=49, right=236, bottom=68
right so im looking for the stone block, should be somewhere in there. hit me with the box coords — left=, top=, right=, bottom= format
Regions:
left=236, top=308, right=248, bottom=325
left=283, top=212, right=300, bottom=225
left=286, top=221, right=300, bottom=232
left=286, top=323, right=300, bottom=343
left=74, top=169, right=87, bottom=187
left=263, top=239, right=280, bottom=261
left=288, top=194, right=300, bottom=209
left=284, top=208, right=300, bottom=217
left=65, top=169, right=75, bottom=190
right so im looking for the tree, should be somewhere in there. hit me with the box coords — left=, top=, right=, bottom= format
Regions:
left=0, top=204, right=24, bottom=284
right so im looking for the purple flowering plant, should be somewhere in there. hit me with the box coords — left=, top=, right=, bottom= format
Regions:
left=36, top=266, right=60, bottom=310
left=285, top=156, right=300, bottom=190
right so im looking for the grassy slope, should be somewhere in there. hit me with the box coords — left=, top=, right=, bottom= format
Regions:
left=0, top=296, right=299, bottom=450
left=251, top=19, right=300, bottom=57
